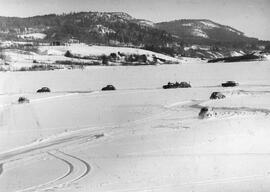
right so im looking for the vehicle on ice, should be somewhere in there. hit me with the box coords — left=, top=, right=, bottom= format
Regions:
left=101, top=85, right=116, bottom=91
left=94, top=133, right=104, bottom=139
left=221, top=81, right=239, bottom=87
left=210, top=92, right=226, bottom=99
left=18, top=97, right=30, bottom=104
left=198, top=107, right=217, bottom=119
left=37, top=87, right=51, bottom=93
left=163, top=81, right=191, bottom=89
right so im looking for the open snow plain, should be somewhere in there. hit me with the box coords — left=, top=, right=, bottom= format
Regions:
left=0, top=60, right=270, bottom=192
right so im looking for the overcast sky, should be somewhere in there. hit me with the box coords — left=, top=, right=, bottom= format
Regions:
left=0, top=0, right=269, bottom=40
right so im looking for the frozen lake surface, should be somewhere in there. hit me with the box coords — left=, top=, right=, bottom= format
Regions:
left=0, top=61, right=270, bottom=192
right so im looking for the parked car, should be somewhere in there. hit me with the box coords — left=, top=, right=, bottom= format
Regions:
left=37, top=87, right=51, bottom=93
left=221, top=81, right=239, bottom=87
left=210, top=92, right=226, bottom=99
left=18, top=97, right=30, bottom=104
left=163, top=81, right=191, bottom=89
left=101, top=85, right=116, bottom=91
left=198, top=107, right=216, bottom=119
left=94, top=133, right=104, bottom=139
left=163, top=82, right=175, bottom=89
left=178, top=81, right=191, bottom=88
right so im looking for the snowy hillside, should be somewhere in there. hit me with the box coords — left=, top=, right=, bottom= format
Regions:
left=156, top=19, right=248, bottom=42
left=1, top=43, right=180, bottom=70
left=39, top=44, right=179, bottom=62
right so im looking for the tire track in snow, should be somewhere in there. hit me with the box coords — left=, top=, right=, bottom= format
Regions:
left=47, top=152, right=74, bottom=180
left=190, top=103, right=270, bottom=117
left=109, top=173, right=270, bottom=192
left=17, top=150, right=90, bottom=192
left=167, top=96, right=270, bottom=119
left=30, top=93, right=78, bottom=103
left=0, top=93, right=77, bottom=111
left=0, top=109, right=166, bottom=164
left=1, top=83, right=270, bottom=97
left=0, top=135, right=86, bottom=163
left=57, top=150, right=91, bottom=182
left=213, top=106, right=270, bottom=115
left=17, top=151, right=74, bottom=192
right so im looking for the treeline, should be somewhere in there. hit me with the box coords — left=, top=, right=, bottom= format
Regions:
left=143, top=45, right=179, bottom=57
left=208, top=53, right=262, bottom=63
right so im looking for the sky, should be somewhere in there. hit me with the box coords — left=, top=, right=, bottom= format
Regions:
left=0, top=0, right=269, bottom=40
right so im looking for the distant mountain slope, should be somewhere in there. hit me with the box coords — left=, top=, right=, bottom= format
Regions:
left=0, top=12, right=269, bottom=59
left=155, top=19, right=258, bottom=43
left=0, top=12, right=174, bottom=46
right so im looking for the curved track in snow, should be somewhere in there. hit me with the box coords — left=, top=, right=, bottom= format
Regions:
left=16, top=150, right=91, bottom=192
left=58, top=150, right=91, bottom=182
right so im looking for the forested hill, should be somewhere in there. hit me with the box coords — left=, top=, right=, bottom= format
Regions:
left=0, top=12, right=175, bottom=46
left=0, top=11, right=269, bottom=58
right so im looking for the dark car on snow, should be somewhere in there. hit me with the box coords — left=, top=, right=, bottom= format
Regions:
left=221, top=81, right=239, bottom=87
left=101, top=85, right=116, bottom=91
left=37, top=87, right=51, bottom=93
left=198, top=107, right=216, bottom=119
left=163, top=81, right=191, bottom=89
left=163, top=82, right=175, bottom=89
left=18, top=97, right=30, bottom=104
left=210, top=92, right=226, bottom=99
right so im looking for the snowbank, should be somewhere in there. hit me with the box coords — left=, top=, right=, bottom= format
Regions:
left=39, top=44, right=180, bottom=63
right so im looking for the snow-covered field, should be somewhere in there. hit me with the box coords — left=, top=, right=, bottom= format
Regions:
left=1, top=44, right=180, bottom=70
left=38, top=44, right=179, bottom=62
left=0, top=60, right=270, bottom=192
left=18, top=33, right=47, bottom=40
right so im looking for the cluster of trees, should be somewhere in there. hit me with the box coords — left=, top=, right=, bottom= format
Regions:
left=208, top=53, right=262, bottom=63
left=264, top=44, right=270, bottom=52
left=101, top=53, right=152, bottom=65
left=16, top=64, right=60, bottom=71
left=143, top=45, right=178, bottom=57
left=64, top=50, right=157, bottom=65
left=124, top=54, right=148, bottom=63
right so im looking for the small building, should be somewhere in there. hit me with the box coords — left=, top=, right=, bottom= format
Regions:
left=50, top=41, right=61, bottom=46
left=66, top=38, right=80, bottom=45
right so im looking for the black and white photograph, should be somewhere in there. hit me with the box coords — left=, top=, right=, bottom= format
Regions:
left=0, top=0, right=270, bottom=191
